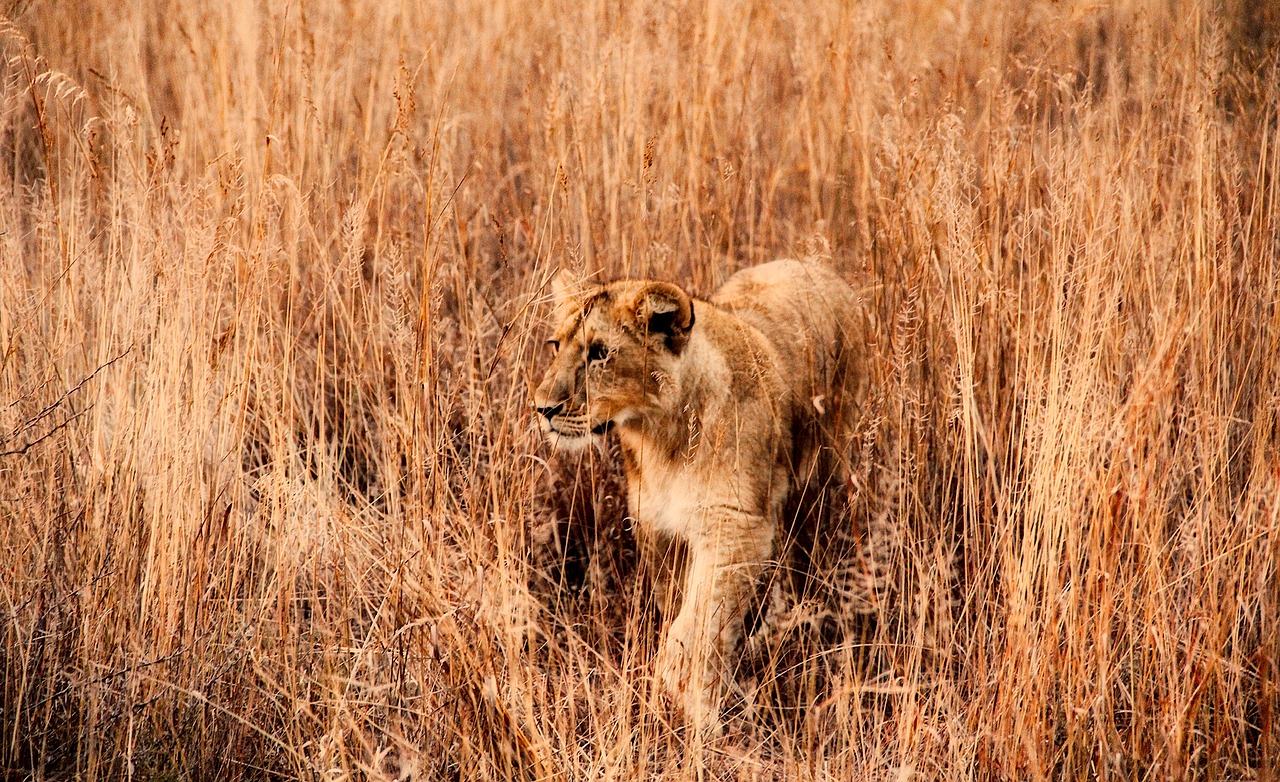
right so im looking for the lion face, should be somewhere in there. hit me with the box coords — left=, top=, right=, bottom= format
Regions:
left=533, top=274, right=694, bottom=451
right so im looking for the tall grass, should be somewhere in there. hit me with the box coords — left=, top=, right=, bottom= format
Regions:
left=1, top=0, right=1277, bottom=778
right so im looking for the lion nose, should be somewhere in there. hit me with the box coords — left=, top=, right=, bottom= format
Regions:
left=536, top=402, right=564, bottom=420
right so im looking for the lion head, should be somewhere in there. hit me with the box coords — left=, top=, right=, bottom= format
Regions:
left=533, top=271, right=695, bottom=451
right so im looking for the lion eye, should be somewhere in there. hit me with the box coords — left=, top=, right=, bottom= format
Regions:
left=586, top=341, right=609, bottom=363
left=546, top=339, right=560, bottom=353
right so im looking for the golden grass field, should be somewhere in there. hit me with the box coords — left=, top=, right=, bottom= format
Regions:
left=2, top=0, right=1278, bottom=778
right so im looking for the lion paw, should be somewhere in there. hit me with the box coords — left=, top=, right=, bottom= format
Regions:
left=656, top=633, right=723, bottom=733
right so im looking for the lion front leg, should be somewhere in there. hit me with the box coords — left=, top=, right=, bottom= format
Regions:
left=656, top=513, right=774, bottom=731
left=636, top=525, right=684, bottom=621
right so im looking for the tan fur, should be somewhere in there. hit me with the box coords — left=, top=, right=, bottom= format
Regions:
left=534, top=259, right=864, bottom=729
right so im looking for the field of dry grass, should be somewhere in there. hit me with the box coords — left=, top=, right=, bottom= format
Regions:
left=2, top=0, right=1278, bottom=778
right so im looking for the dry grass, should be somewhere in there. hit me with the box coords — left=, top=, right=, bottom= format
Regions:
left=2, top=0, right=1278, bottom=779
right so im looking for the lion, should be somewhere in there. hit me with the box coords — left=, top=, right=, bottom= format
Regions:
left=533, top=259, right=864, bottom=729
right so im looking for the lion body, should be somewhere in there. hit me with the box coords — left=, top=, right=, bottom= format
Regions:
left=534, top=259, right=863, bottom=728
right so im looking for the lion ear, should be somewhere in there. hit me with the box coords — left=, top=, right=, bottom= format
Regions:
left=550, top=268, right=578, bottom=305
left=634, top=282, right=695, bottom=353
left=548, top=268, right=591, bottom=322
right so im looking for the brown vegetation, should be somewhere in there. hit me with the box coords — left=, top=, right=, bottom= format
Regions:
left=1, top=1, right=1277, bottom=779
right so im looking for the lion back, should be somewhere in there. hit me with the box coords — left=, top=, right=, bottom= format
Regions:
left=711, top=259, right=862, bottom=414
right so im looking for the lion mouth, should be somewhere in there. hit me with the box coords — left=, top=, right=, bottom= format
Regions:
left=540, top=412, right=612, bottom=445
left=545, top=420, right=611, bottom=438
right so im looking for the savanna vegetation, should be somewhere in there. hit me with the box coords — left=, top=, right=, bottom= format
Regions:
left=1, top=0, right=1278, bottom=778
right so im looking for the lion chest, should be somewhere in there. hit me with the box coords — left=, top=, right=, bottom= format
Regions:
left=624, top=454, right=700, bottom=538
left=621, top=417, right=784, bottom=545
left=626, top=454, right=772, bottom=546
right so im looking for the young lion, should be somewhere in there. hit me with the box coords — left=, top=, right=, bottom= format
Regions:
left=533, top=259, right=863, bottom=729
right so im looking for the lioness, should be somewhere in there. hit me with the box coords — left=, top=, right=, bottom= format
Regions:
left=534, top=259, right=862, bottom=728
